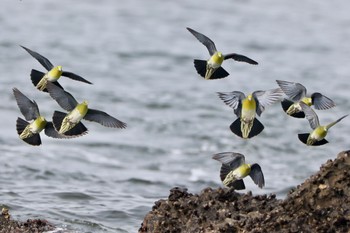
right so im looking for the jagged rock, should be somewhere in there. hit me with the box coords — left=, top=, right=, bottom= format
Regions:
left=0, top=207, right=54, bottom=233
left=139, top=150, right=350, bottom=233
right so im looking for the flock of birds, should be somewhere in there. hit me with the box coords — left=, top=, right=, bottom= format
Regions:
left=12, top=27, right=347, bottom=191
left=186, top=27, right=348, bottom=190
left=13, top=46, right=127, bottom=146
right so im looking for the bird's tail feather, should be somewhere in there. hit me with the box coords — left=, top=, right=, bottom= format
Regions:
left=52, top=111, right=88, bottom=137
left=298, top=133, right=328, bottom=146
left=230, top=118, right=264, bottom=139
left=16, top=117, right=41, bottom=146
left=281, top=99, right=305, bottom=118
left=16, top=117, right=29, bottom=136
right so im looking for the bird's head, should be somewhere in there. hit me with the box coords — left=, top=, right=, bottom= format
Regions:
left=247, top=94, right=253, bottom=101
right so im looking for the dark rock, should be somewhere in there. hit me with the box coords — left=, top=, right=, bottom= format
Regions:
left=139, top=150, right=350, bottom=233
left=0, top=207, right=54, bottom=233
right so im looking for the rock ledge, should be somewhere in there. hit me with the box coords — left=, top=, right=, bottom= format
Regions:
left=139, top=150, right=350, bottom=233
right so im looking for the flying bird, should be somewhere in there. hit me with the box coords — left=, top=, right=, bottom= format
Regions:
left=212, top=152, right=264, bottom=190
left=217, top=88, right=283, bottom=139
left=46, top=82, right=127, bottom=136
left=20, top=45, right=92, bottom=92
left=13, top=88, right=69, bottom=146
left=276, top=80, right=335, bottom=118
left=186, top=27, right=258, bottom=80
left=298, top=102, right=347, bottom=146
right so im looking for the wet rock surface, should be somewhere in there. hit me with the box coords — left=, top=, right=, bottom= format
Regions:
left=139, top=150, right=350, bottom=233
left=0, top=207, right=54, bottom=233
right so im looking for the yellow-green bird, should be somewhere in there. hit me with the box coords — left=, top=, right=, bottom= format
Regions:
left=218, top=88, right=283, bottom=139
left=46, top=82, right=127, bottom=136
left=21, top=45, right=92, bottom=92
left=212, top=152, right=264, bottom=190
left=276, top=80, right=335, bottom=118
left=186, top=27, right=258, bottom=80
left=13, top=88, right=69, bottom=146
left=298, top=102, right=347, bottom=146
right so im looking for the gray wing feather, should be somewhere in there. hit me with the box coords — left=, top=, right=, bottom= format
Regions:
left=253, top=88, right=284, bottom=116
left=13, top=88, right=40, bottom=121
left=84, top=109, right=127, bottom=128
left=249, top=164, right=265, bottom=188
left=311, top=93, right=336, bottom=110
left=186, top=27, right=217, bottom=55
left=217, top=91, right=245, bottom=117
left=212, top=152, right=245, bottom=170
left=20, top=45, right=54, bottom=71
left=299, top=102, right=319, bottom=129
left=46, top=82, right=78, bottom=111
left=276, top=80, right=307, bottom=102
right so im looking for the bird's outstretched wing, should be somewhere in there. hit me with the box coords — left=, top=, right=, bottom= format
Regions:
left=62, top=71, right=92, bottom=84
left=46, top=82, right=78, bottom=111
left=20, top=45, right=54, bottom=71
left=254, top=88, right=284, bottom=116
left=186, top=27, right=217, bottom=55
left=224, top=53, right=258, bottom=65
left=300, top=102, right=319, bottom=129
left=249, top=164, right=265, bottom=188
left=212, top=152, right=245, bottom=170
left=311, top=92, right=336, bottom=110
left=13, top=88, right=40, bottom=121
left=276, top=80, right=306, bottom=102
left=84, top=109, right=127, bottom=128
left=217, top=91, right=245, bottom=117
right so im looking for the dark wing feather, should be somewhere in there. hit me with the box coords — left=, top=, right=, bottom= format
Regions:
left=249, top=164, right=265, bottom=188
left=224, top=53, right=258, bottom=65
left=46, top=82, right=78, bottom=111
left=20, top=45, right=54, bottom=70
left=84, top=109, right=127, bottom=128
left=62, top=71, right=92, bottom=84
left=13, top=88, right=40, bottom=120
left=186, top=27, right=217, bottom=55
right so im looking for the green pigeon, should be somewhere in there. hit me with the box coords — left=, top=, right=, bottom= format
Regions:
left=13, top=88, right=69, bottom=146
left=218, top=88, right=283, bottom=138
left=276, top=80, right=335, bottom=118
left=186, top=27, right=258, bottom=80
left=212, top=152, right=264, bottom=190
left=46, top=82, right=126, bottom=136
left=21, top=45, right=92, bottom=92
left=298, top=102, right=347, bottom=146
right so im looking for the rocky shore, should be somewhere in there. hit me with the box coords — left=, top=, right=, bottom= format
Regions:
left=139, top=150, right=350, bottom=233
left=0, top=207, right=54, bottom=233
left=1, top=151, right=350, bottom=232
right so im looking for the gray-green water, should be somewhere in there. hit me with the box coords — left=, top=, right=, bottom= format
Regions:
left=1, top=0, right=350, bottom=232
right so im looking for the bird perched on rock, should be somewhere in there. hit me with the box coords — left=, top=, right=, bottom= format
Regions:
left=212, top=152, right=264, bottom=190
left=186, top=27, right=258, bottom=80
left=20, top=45, right=92, bottom=92
left=13, top=88, right=68, bottom=146
left=46, top=82, right=127, bottom=136
left=217, top=88, right=283, bottom=139
left=276, top=80, right=335, bottom=118
left=298, top=102, right=347, bottom=146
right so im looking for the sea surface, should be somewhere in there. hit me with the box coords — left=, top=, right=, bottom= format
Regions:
left=1, top=1, right=350, bottom=232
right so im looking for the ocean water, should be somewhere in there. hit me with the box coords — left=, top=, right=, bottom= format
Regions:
left=1, top=0, right=350, bottom=232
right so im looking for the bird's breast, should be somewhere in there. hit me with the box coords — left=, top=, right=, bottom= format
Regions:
left=310, top=126, right=327, bottom=140
left=47, top=67, right=63, bottom=81
left=30, top=118, right=47, bottom=133
left=208, top=53, right=224, bottom=68
left=241, top=98, right=256, bottom=121
left=67, top=108, right=87, bottom=123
